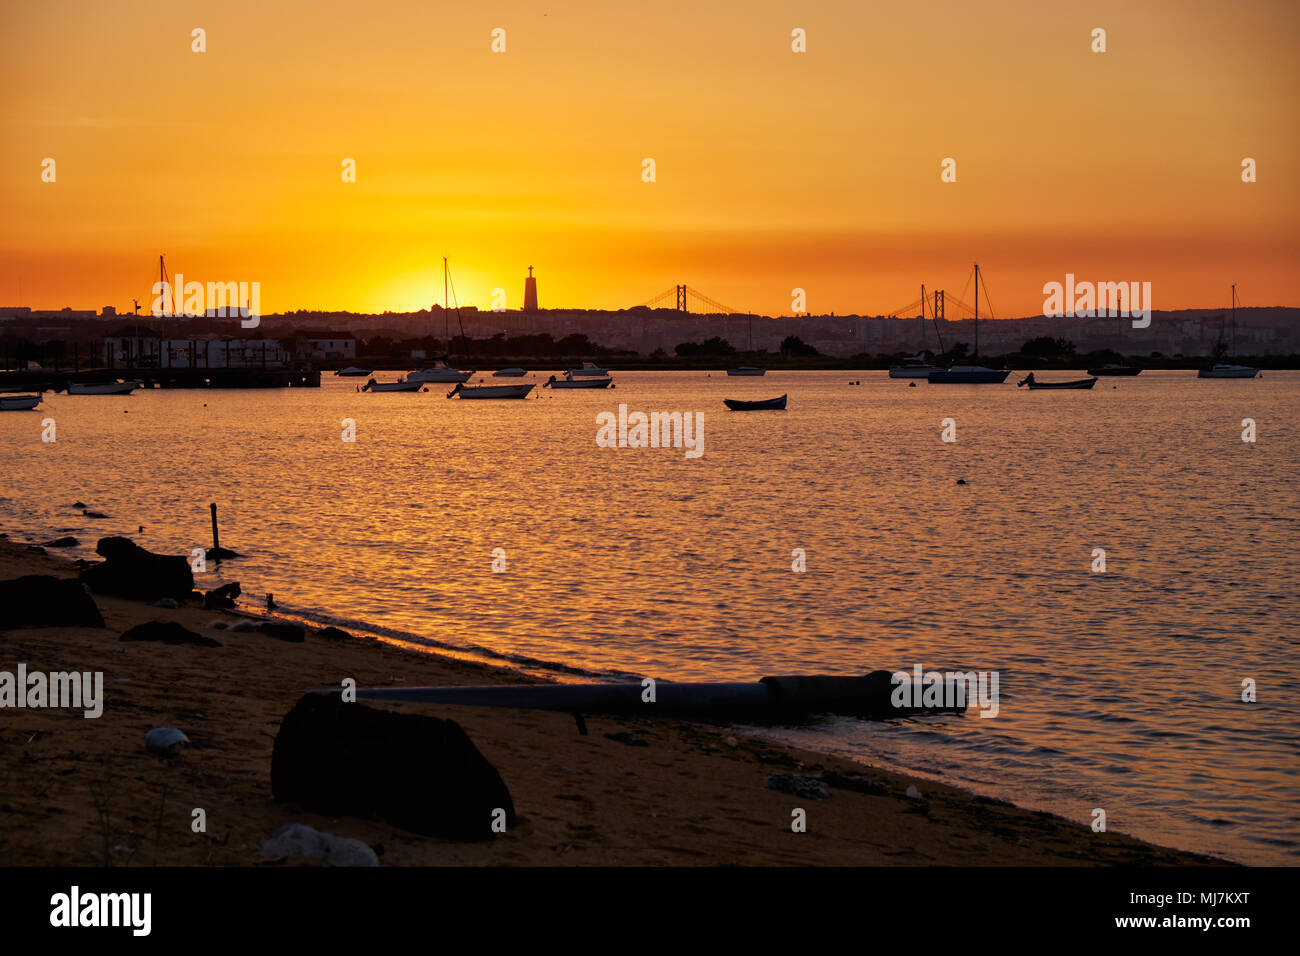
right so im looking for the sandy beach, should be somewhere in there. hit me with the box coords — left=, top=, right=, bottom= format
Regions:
left=0, top=536, right=1228, bottom=867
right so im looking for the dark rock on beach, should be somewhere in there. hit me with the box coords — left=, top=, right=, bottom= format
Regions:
left=203, top=582, right=241, bottom=609
left=314, top=626, right=353, bottom=642
left=820, top=770, right=887, bottom=796
left=206, top=547, right=241, bottom=561
left=44, top=536, right=78, bottom=548
left=271, top=693, right=516, bottom=841
left=0, top=576, right=106, bottom=629
left=120, top=620, right=222, bottom=648
left=258, top=621, right=306, bottom=643
left=766, top=773, right=831, bottom=800
left=79, top=537, right=195, bottom=603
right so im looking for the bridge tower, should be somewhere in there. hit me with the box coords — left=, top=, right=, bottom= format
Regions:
left=675, top=284, right=688, bottom=313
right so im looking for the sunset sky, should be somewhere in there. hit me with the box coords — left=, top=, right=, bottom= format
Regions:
left=2, top=0, right=1297, bottom=317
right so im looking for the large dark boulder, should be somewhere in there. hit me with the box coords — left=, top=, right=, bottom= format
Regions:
left=78, top=537, right=195, bottom=603
left=0, top=576, right=105, bottom=629
left=119, top=620, right=223, bottom=648
left=271, top=694, right=515, bottom=841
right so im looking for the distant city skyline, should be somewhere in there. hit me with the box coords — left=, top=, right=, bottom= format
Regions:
left=4, top=1, right=1298, bottom=316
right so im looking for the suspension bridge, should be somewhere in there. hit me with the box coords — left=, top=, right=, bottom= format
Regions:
left=638, top=285, right=745, bottom=315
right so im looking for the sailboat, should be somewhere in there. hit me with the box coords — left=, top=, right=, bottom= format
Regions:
left=1198, top=285, right=1259, bottom=378
left=928, top=265, right=1011, bottom=384
left=890, top=284, right=942, bottom=378
left=410, top=258, right=474, bottom=383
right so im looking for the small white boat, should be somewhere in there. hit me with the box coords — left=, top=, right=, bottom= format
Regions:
left=407, top=362, right=473, bottom=383
left=448, top=382, right=534, bottom=399
left=545, top=373, right=613, bottom=389
left=335, top=366, right=373, bottom=377
left=361, top=378, right=424, bottom=392
left=492, top=368, right=528, bottom=378
left=889, top=355, right=939, bottom=379
left=66, top=381, right=138, bottom=395
left=0, top=394, right=41, bottom=410
left=1198, top=363, right=1259, bottom=379
left=726, top=366, right=766, bottom=377
left=567, top=362, right=609, bottom=377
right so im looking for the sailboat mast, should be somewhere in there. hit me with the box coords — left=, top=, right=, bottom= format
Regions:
left=443, top=257, right=449, bottom=349
left=974, top=263, right=979, bottom=357
left=1231, top=283, right=1237, bottom=354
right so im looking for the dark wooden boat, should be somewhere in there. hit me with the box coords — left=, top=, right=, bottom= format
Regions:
left=1017, top=374, right=1097, bottom=390
left=724, top=394, right=787, bottom=410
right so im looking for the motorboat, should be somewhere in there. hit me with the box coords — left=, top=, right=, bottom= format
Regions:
left=407, top=362, right=473, bottom=383
left=447, top=382, right=534, bottom=399
left=335, top=366, right=373, bottom=377
left=492, top=368, right=528, bottom=377
left=361, top=378, right=424, bottom=392
left=724, top=394, right=787, bottom=410
left=928, top=365, right=1011, bottom=384
left=545, top=373, right=613, bottom=389
left=1017, top=373, right=1097, bottom=390
left=888, top=355, right=939, bottom=378
left=726, top=366, right=766, bottom=376
left=1198, top=364, right=1259, bottom=379
left=0, top=394, right=41, bottom=410
left=66, top=381, right=138, bottom=395
left=567, top=362, right=609, bottom=377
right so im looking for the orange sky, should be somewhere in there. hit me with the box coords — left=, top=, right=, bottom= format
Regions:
left=2, top=0, right=1298, bottom=317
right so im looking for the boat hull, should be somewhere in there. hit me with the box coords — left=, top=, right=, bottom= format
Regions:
left=334, top=367, right=372, bottom=377
left=927, top=368, right=1011, bottom=384
left=1087, top=366, right=1142, bottom=376
left=67, top=381, right=138, bottom=395
left=889, top=366, right=936, bottom=379
left=449, top=383, right=534, bottom=399
left=407, top=368, right=473, bottom=383
left=491, top=368, right=528, bottom=378
left=1198, top=365, right=1259, bottom=379
left=1022, top=378, right=1098, bottom=390
left=0, top=395, right=41, bottom=410
left=726, top=367, right=766, bottom=376
left=546, top=377, right=613, bottom=389
left=724, top=394, right=787, bottom=411
left=363, top=380, right=423, bottom=392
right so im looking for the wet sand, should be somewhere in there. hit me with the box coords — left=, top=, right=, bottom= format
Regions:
left=0, top=537, right=1227, bottom=866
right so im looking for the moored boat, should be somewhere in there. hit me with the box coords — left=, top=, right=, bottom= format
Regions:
left=361, top=378, right=424, bottom=392
left=0, top=394, right=41, bottom=410
left=567, top=362, right=609, bottom=377
left=1198, top=286, right=1259, bottom=378
left=407, top=362, right=473, bottom=384
left=1198, top=363, right=1259, bottom=379
left=928, top=365, right=1011, bottom=384
left=545, top=373, right=614, bottom=389
left=1086, top=364, right=1142, bottom=376
left=889, top=355, right=939, bottom=379
left=492, top=368, right=528, bottom=377
left=1017, top=373, right=1097, bottom=390
left=334, top=366, right=373, bottom=377
left=726, top=366, right=766, bottom=376
left=66, top=380, right=139, bottom=395
left=447, top=382, right=534, bottom=399
left=724, top=394, right=787, bottom=411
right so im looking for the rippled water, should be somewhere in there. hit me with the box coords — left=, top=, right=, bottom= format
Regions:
left=2, top=370, right=1297, bottom=864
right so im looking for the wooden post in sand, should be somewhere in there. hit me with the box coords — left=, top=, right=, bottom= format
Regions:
left=210, top=503, right=221, bottom=555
